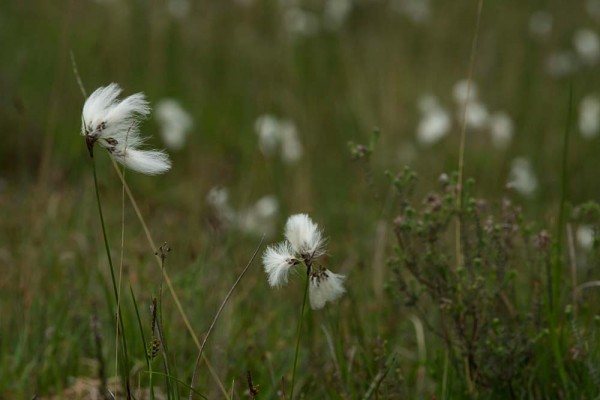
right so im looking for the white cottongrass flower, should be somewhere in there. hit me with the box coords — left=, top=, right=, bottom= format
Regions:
left=529, top=11, right=553, bottom=38
left=206, top=186, right=236, bottom=225
left=254, top=114, right=303, bottom=163
left=283, top=7, right=320, bottom=37
left=167, top=0, right=190, bottom=19
left=416, top=95, right=450, bottom=145
left=309, top=266, right=346, bottom=309
left=488, top=112, right=514, bottom=149
left=546, top=51, right=578, bottom=78
left=452, top=79, right=479, bottom=105
left=81, top=83, right=171, bottom=175
left=155, top=98, right=194, bottom=151
left=507, top=157, right=538, bottom=197
left=262, top=213, right=345, bottom=309
left=392, top=0, right=431, bottom=24
left=238, top=195, right=280, bottom=237
left=323, top=0, right=353, bottom=30
left=577, top=225, right=595, bottom=250
left=285, top=213, right=326, bottom=258
left=587, top=0, right=600, bottom=19
left=574, top=29, right=600, bottom=65
left=461, top=101, right=489, bottom=131
left=579, top=95, right=600, bottom=138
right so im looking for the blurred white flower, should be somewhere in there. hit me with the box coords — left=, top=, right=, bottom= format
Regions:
left=263, top=241, right=297, bottom=287
left=488, top=112, right=514, bottom=149
left=417, top=100, right=451, bottom=145
left=206, top=187, right=236, bottom=225
left=285, top=213, right=325, bottom=258
left=392, top=0, right=431, bottom=24
left=507, top=157, right=538, bottom=197
left=546, top=51, right=578, bottom=78
left=309, top=266, right=346, bottom=309
left=461, top=101, right=489, bottom=130
left=284, top=7, right=320, bottom=37
left=587, top=0, right=600, bottom=19
left=155, top=98, right=193, bottom=151
left=452, top=79, right=479, bottom=105
left=529, top=11, right=553, bottom=38
left=81, top=83, right=171, bottom=175
left=577, top=225, right=595, bottom=250
left=574, top=29, right=600, bottom=65
left=255, top=115, right=281, bottom=156
left=280, top=122, right=303, bottom=162
left=167, top=0, right=190, bottom=19
left=254, top=114, right=303, bottom=163
left=579, top=95, right=600, bottom=138
left=324, top=0, right=353, bottom=30
left=238, top=195, right=280, bottom=236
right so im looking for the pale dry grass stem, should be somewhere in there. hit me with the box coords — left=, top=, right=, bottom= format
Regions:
left=455, top=0, right=485, bottom=271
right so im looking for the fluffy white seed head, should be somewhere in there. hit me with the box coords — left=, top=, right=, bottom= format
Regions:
left=263, top=241, right=298, bottom=287
left=284, top=213, right=326, bottom=258
left=81, top=83, right=171, bottom=175
left=309, top=268, right=346, bottom=309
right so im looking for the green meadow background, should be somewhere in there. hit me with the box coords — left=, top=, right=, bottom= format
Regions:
left=1, top=0, right=600, bottom=398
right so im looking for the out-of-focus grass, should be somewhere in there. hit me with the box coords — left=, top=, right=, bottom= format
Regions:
left=1, top=0, right=600, bottom=398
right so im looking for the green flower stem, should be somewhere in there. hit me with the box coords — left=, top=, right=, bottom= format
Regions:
left=290, top=264, right=310, bottom=399
left=91, top=155, right=131, bottom=396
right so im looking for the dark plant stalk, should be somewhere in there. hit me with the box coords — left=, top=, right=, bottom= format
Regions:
left=130, top=285, right=155, bottom=400
left=91, top=156, right=132, bottom=399
left=290, top=265, right=310, bottom=400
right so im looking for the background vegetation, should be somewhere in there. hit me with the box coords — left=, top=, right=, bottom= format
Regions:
left=1, top=0, right=600, bottom=398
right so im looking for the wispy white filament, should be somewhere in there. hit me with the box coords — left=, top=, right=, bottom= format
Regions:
left=81, top=83, right=171, bottom=175
left=263, top=241, right=297, bottom=287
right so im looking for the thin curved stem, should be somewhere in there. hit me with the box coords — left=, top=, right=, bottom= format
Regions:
left=188, top=237, right=264, bottom=400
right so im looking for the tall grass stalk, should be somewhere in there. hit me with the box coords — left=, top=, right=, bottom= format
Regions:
left=290, top=266, right=310, bottom=400
left=455, top=0, right=485, bottom=270
left=453, top=1, right=484, bottom=393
